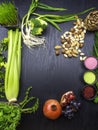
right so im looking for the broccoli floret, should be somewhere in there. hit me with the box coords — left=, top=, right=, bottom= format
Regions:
left=31, top=27, right=43, bottom=35
left=29, top=18, right=48, bottom=35
left=37, top=18, right=48, bottom=29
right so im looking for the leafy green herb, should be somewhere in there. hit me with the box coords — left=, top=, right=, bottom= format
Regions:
left=92, top=31, right=98, bottom=103
left=19, top=86, right=39, bottom=114
left=0, top=102, right=21, bottom=130
left=93, top=32, right=98, bottom=57
left=0, top=87, right=39, bottom=130
left=0, top=1, right=18, bottom=26
left=0, top=38, right=8, bottom=98
left=94, top=96, right=98, bottom=103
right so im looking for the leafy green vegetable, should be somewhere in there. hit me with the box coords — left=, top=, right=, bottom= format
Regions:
left=0, top=30, right=39, bottom=130
left=0, top=38, right=8, bottom=98
left=21, top=0, right=94, bottom=48
left=30, top=18, right=48, bottom=35
left=0, top=102, right=21, bottom=130
left=4, top=29, right=21, bottom=102
left=94, top=96, right=98, bottom=103
left=38, top=2, right=66, bottom=11
left=92, top=31, right=98, bottom=103
left=21, top=0, right=68, bottom=48
left=0, top=87, right=39, bottom=130
left=0, top=1, right=18, bottom=26
left=93, top=31, right=98, bottom=57
left=33, top=7, right=95, bottom=31
left=20, top=86, right=39, bottom=114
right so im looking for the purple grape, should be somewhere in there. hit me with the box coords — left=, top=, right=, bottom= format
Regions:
left=78, top=102, right=81, bottom=107
left=66, top=105, right=71, bottom=110
left=62, top=100, right=81, bottom=119
left=68, top=113, right=74, bottom=119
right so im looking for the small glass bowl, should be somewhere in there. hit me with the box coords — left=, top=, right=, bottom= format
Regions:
left=82, top=85, right=97, bottom=101
left=84, top=56, right=98, bottom=70
left=83, top=71, right=96, bottom=85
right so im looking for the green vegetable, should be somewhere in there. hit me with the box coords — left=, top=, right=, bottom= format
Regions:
left=0, top=1, right=18, bottom=26
left=93, top=31, right=98, bottom=57
left=0, top=29, right=39, bottom=130
left=38, top=2, right=66, bottom=11
left=93, top=31, right=98, bottom=103
left=0, top=87, right=39, bottom=130
left=0, top=38, right=8, bottom=98
left=5, top=29, right=21, bottom=102
left=33, top=7, right=95, bottom=31
left=30, top=18, right=48, bottom=35
left=94, top=96, right=98, bottom=103
left=0, top=102, right=21, bottom=130
left=21, top=0, right=67, bottom=48
left=21, top=0, right=94, bottom=48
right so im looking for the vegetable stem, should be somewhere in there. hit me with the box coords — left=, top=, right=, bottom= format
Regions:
left=5, top=29, right=21, bottom=102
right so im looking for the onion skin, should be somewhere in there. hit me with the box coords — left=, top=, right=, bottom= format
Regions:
left=43, top=99, right=62, bottom=120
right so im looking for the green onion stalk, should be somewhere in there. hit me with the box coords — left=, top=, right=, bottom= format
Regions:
left=21, top=0, right=67, bottom=48
left=21, top=0, right=94, bottom=48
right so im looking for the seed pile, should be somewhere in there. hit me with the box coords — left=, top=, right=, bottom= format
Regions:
left=54, top=18, right=87, bottom=61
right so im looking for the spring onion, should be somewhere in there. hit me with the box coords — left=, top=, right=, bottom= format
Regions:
left=21, top=0, right=94, bottom=48
left=21, top=0, right=67, bottom=48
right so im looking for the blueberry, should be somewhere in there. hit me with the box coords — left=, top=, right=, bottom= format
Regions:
left=70, top=100, right=74, bottom=105
left=67, top=113, right=74, bottom=119
left=78, top=102, right=81, bottom=107
left=66, top=105, right=71, bottom=110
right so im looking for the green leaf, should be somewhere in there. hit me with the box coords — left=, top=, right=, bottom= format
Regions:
left=0, top=2, right=18, bottom=25
left=38, top=2, right=66, bottom=11
left=94, top=96, right=98, bottom=103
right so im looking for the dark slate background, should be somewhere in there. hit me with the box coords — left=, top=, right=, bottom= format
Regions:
left=0, top=0, right=98, bottom=130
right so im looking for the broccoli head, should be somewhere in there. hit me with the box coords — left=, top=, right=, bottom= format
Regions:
left=29, top=18, right=48, bottom=35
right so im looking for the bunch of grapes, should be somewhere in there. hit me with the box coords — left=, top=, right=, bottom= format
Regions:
left=62, top=100, right=81, bottom=119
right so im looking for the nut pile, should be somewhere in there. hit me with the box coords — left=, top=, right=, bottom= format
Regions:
left=54, top=18, right=87, bottom=61
left=84, top=10, right=98, bottom=31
